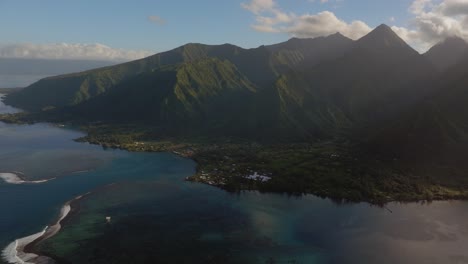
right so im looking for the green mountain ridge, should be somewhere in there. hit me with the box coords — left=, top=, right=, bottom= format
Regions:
left=4, top=33, right=353, bottom=112
left=4, top=24, right=468, bottom=148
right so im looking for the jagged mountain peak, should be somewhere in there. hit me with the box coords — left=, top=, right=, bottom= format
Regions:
left=356, top=24, right=415, bottom=53
left=284, top=32, right=350, bottom=44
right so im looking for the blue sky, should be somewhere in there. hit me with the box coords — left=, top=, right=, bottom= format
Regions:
left=0, top=0, right=466, bottom=60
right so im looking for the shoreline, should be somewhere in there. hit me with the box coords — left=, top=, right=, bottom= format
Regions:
left=0, top=172, right=56, bottom=185
left=3, top=100, right=468, bottom=204
left=3, top=99, right=468, bottom=204
left=77, top=134, right=468, bottom=205
left=1, top=194, right=89, bottom=264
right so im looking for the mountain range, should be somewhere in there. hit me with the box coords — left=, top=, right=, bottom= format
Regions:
left=4, top=24, right=468, bottom=159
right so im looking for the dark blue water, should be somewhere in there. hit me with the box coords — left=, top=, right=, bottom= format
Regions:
left=0, top=151, right=194, bottom=245
left=1, top=96, right=468, bottom=263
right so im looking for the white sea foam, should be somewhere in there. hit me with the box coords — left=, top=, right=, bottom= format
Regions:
left=0, top=173, right=55, bottom=185
left=41, top=204, right=71, bottom=241
left=1, top=194, right=87, bottom=264
left=2, top=227, right=48, bottom=264
left=58, top=205, right=71, bottom=223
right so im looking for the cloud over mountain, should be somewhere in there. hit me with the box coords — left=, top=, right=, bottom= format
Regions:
left=394, top=0, right=468, bottom=51
left=242, top=0, right=468, bottom=52
left=241, top=0, right=372, bottom=40
left=0, top=42, right=153, bottom=62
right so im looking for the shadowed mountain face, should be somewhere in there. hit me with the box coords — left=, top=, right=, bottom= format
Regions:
left=292, top=24, right=436, bottom=124
left=3, top=24, right=468, bottom=147
left=424, top=37, right=468, bottom=72
left=266, top=32, right=354, bottom=70
left=359, top=54, right=468, bottom=184
left=356, top=35, right=468, bottom=165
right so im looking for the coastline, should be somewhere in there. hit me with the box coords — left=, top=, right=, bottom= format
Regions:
left=1, top=194, right=88, bottom=264
left=0, top=172, right=56, bottom=185
left=2, top=95, right=468, bottom=204
left=76, top=133, right=468, bottom=204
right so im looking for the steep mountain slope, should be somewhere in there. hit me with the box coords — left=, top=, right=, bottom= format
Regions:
left=56, top=58, right=263, bottom=137
left=365, top=54, right=468, bottom=164
left=47, top=59, right=349, bottom=139
left=272, top=73, right=351, bottom=137
left=424, top=37, right=468, bottom=72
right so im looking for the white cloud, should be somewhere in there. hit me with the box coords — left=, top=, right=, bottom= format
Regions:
left=284, top=12, right=371, bottom=39
left=241, top=0, right=275, bottom=14
left=391, top=26, right=429, bottom=50
left=396, top=0, right=468, bottom=52
left=440, top=0, right=468, bottom=16
left=148, top=15, right=166, bottom=25
left=308, top=0, right=335, bottom=4
left=241, top=0, right=372, bottom=40
left=0, top=43, right=154, bottom=61
left=410, top=0, right=432, bottom=14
